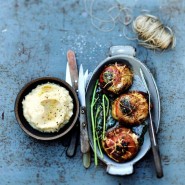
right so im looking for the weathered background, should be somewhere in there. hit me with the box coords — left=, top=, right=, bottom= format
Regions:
left=0, top=0, right=185, bottom=184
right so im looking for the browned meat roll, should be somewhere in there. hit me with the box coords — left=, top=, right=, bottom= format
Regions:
left=99, top=63, right=133, bottom=95
left=112, top=91, right=149, bottom=126
left=102, top=127, right=139, bottom=162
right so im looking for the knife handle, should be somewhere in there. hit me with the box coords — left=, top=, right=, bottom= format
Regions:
left=80, top=106, right=90, bottom=153
left=83, top=151, right=91, bottom=169
left=66, top=125, right=79, bottom=157
left=67, top=50, right=79, bottom=92
left=148, top=118, right=163, bottom=178
left=151, top=143, right=163, bottom=178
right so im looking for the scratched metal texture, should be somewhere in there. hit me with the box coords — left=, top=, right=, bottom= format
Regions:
left=0, top=0, right=185, bottom=184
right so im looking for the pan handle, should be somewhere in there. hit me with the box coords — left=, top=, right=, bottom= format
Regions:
left=106, top=164, right=134, bottom=176
left=109, top=45, right=136, bottom=57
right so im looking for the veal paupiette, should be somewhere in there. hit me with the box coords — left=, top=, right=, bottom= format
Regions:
left=102, top=127, right=139, bottom=162
left=99, top=63, right=133, bottom=95
left=112, top=91, right=149, bottom=126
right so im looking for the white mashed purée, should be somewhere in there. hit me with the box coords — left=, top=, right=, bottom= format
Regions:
left=22, top=83, right=74, bottom=133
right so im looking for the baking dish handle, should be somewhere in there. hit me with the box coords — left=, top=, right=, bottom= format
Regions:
left=106, top=164, right=134, bottom=176
left=109, top=45, right=136, bottom=57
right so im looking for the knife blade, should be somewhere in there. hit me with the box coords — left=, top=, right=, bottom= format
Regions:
left=60, top=63, right=73, bottom=148
left=84, top=69, right=88, bottom=87
left=65, top=50, right=79, bottom=157
left=65, top=63, right=72, bottom=86
left=140, top=68, right=163, bottom=178
left=78, top=64, right=90, bottom=154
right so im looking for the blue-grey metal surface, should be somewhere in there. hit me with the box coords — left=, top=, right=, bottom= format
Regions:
left=0, top=0, right=184, bottom=184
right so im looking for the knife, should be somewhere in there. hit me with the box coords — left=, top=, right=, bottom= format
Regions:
left=80, top=65, right=91, bottom=168
left=60, top=63, right=73, bottom=147
left=65, top=50, right=79, bottom=157
left=78, top=64, right=90, bottom=153
left=140, top=68, right=163, bottom=178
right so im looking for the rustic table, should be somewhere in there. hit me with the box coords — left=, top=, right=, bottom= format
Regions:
left=0, top=0, right=184, bottom=184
